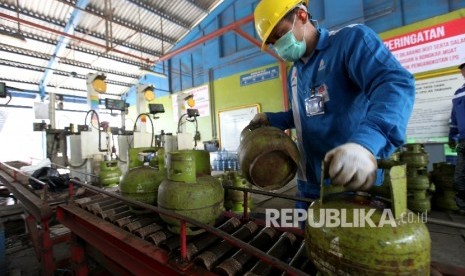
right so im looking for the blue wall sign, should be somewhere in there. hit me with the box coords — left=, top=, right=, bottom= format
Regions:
left=240, top=66, right=279, bottom=86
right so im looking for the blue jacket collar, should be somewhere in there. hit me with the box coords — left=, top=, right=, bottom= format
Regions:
left=295, top=27, right=329, bottom=65
left=315, top=28, right=329, bottom=51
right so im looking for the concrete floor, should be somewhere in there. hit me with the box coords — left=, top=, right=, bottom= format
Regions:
left=3, top=222, right=72, bottom=276
left=426, top=211, right=465, bottom=267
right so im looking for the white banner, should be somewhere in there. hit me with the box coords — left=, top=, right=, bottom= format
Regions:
left=407, top=74, right=463, bottom=139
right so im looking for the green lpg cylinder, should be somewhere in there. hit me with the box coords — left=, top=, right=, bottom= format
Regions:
left=238, top=125, right=300, bottom=191
left=222, top=172, right=253, bottom=214
left=99, top=160, right=122, bottom=187
left=408, top=191, right=431, bottom=213
left=407, top=169, right=431, bottom=190
left=305, top=165, right=431, bottom=275
left=432, top=162, right=459, bottom=211
left=431, top=162, right=455, bottom=189
left=400, top=143, right=429, bottom=168
left=158, top=150, right=224, bottom=235
left=434, top=189, right=460, bottom=211
left=406, top=169, right=432, bottom=213
left=119, top=148, right=166, bottom=209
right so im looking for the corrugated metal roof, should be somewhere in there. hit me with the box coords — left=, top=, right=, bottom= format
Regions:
left=0, top=0, right=223, bottom=98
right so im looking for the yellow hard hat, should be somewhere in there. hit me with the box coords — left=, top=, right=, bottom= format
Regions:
left=254, top=0, right=309, bottom=50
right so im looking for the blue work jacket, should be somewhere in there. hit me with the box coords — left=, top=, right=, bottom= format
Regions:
left=266, top=25, right=415, bottom=196
left=450, top=83, right=465, bottom=141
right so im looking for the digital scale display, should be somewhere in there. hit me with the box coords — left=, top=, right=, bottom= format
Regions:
left=149, top=103, right=165, bottom=114
left=105, top=98, right=126, bottom=111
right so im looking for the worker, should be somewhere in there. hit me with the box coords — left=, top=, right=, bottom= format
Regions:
left=448, top=61, right=465, bottom=213
left=251, top=0, right=415, bottom=209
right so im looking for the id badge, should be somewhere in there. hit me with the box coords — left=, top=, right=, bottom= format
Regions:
left=305, top=95, right=325, bottom=116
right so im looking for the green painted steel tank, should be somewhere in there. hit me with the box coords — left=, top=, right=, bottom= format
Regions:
left=408, top=191, right=432, bottom=213
left=434, top=189, right=459, bottom=211
left=432, top=162, right=459, bottom=211
left=119, top=147, right=166, bottom=209
left=158, top=150, right=224, bottom=235
left=305, top=165, right=431, bottom=275
left=406, top=168, right=432, bottom=213
left=99, top=160, right=122, bottom=187
left=221, top=172, right=253, bottom=214
left=238, top=125, right=300, bottom=191
left=431, top=162, right=455, bottom=189
left=400, top=144, right=431, bottom=214
left=407, top=168, right=430, bottom=190
left=400, top=143, right=429, bottom=168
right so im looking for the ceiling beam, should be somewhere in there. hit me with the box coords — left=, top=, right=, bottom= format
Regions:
left=184, top=0, right=209, bottom=14
left=0, top=11, right=153, bottom=63
left=0, top=77, right=86, bottom=93
left=74, top=27, right=164, bottom=57
left=0, top=24, right=151, bottom=69
left=0, top=77, right=122, bottom=96
left=40, top=0, right=90, bottom=91
left=0, top=59, right=132, bottom=88
left=56, top=0, right=176, bottom=45
left=68, top=44, right=149, bottom=68
left=0, top=43, right=140, bottom=79
left=0, top=2, right=164, bottom=57
left=158, top=14, right=254, bottom=62
left=0, top=59, right=49, bottom=74
left=127, top=0, right=191, bottom=30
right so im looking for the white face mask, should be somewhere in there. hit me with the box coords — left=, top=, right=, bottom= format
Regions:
left=271, top=15, right=307, bottom=62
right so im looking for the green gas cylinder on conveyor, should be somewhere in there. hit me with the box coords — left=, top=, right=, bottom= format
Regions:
left=119, top=147, right=166, bottom=212
left=99, top=160, right=122, bottom=187
left=158, top=150, right=224, bottom=235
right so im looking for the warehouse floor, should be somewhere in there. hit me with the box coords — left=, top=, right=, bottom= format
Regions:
left=3, top=181, right=465, bottom=275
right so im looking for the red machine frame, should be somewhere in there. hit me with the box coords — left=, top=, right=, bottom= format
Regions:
left=58, top=179, right=308, bottom=275
left=0, top=162, right=72, bottom=276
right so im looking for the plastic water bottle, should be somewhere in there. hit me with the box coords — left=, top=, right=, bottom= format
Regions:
left=227, top=159, right=234, bottom=171
left=217, top=150, right=223, bottom=162
left=212, top=158, right=219, bottom=171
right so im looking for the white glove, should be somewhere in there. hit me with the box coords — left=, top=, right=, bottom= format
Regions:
left=324, top=143, right=377, bottom=191
left=249, top=112, right=270, bottom=129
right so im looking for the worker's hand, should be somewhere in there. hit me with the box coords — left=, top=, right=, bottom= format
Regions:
left=449, top=138, right=457, bottom=150
left=249, top=112, right=270, bottom=129
left=324, top=143, right=377, bottom=191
